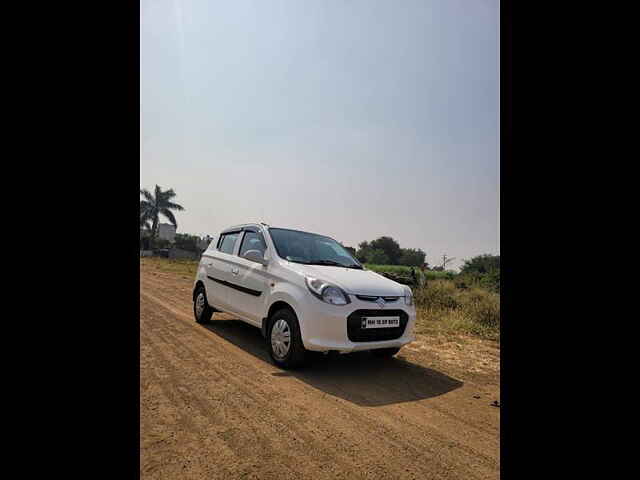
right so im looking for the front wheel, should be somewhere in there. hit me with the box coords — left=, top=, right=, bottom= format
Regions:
left=371, top=347, right=401, bottom=358
left=267, top=309, right=307, bottom=369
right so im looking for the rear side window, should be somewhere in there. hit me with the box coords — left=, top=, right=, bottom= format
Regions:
left=218, top=232, right=240, bottom=255
left=239, top=231, right=267, bottom=258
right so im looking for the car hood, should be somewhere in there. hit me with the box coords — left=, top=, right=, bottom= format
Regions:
left=285, top=263, right=407, bottom=296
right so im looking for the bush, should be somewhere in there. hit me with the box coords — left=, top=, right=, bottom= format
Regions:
left=459, top=254, right=500, bottom=293
left=174, top=233, right=201, bottom=253
left=414, top=280, right=459, bottom=309
left=457, top=270, right=500, bottom=293
left=460, top=254, right=500, bottom=275
left=150, top=237, right=172, bottom=249
left=458, top=289, right=500, bottom=329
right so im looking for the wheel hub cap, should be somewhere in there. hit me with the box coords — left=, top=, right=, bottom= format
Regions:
left=271, top=319, right=291, bottom=359
left=195, top=293, right=205, bottom=317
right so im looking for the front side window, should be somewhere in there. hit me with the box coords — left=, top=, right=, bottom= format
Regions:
left=218, top=232, right=240, bottom=255
left=239, top=231, right=267, bottom=258
left=268, top=228, right=361, bottom=269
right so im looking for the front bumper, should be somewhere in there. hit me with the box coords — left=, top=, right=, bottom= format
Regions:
left=297, top=296, right=416, bottom=353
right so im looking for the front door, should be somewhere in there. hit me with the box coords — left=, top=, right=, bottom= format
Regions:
left=225, top=230, right=270, bottom=324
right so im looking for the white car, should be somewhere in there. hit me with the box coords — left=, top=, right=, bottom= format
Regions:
left=192, top=223, right=416, bottom=368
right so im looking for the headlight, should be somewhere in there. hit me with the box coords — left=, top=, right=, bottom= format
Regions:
left=305, top=277, right=350, bottom=305
left=404, top=287, right=414, bottom=306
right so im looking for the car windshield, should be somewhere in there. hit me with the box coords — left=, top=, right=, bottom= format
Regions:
left=269, top=228, right=362, bottom=269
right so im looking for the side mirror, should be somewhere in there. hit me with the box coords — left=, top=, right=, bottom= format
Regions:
left=243, top=249, right=269, bottom=266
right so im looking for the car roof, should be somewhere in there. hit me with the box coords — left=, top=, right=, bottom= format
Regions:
left=219, top=223, right=335, bottom=240
left=266, top=226, right=331, bottom=238
left=219, top=223, right=267, bottom=235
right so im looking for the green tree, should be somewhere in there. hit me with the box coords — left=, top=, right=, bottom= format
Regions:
left=357, top=241, right=370, bottom=250
left=139, top=202, right=153, bottom=235
left=399, top=248, right=426, bottom=266
left=367, top=248, right=389, bottom=265
left=369, top=236, right=402, bottom=264
left=139, top=203, right=154, bottom=250
left=140, top=185, right=185, bottom=240
left=356, top=241, right=371, bottom=263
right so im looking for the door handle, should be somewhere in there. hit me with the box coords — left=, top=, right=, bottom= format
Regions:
left=231, top=267, right=239, bottom=275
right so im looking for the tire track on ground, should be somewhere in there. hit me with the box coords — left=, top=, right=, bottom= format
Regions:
left=143, top=274, right=495, bottom=478
left=141, top=323, right=299, bottom=479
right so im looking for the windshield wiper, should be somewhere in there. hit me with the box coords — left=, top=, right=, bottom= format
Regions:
left=286, top=258, right=313, bottom=265
left=309, top=260, right=363, bottom=269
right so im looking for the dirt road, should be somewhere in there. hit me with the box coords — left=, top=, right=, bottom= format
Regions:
left=140, top=264, right=500, bottom=479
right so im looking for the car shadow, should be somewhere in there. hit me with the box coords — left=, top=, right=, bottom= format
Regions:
left=201, top=318, right=463, bottom=407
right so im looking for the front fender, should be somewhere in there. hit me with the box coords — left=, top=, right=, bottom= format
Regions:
left=264, top=283, right=308, bottom=335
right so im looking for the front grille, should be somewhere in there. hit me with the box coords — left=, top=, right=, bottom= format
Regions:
left=347, top=309, right=408, bottom=342
left=355, top=295, right=400, bottom=303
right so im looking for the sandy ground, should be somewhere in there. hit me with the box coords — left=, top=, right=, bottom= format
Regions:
left=140, top=265, right=500, bottom=479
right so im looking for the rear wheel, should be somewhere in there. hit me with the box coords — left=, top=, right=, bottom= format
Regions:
left=268, top=308, right=307, bottom=369
left=193, top=285, right=214, bottom=324
left=371, top=347, right=401, bottom=358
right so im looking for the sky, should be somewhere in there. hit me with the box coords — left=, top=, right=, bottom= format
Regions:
left=140, top=0, right=499, bottom=271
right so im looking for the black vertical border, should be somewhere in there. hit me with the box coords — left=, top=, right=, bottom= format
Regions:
left=134, top=2, right=141, bottom=476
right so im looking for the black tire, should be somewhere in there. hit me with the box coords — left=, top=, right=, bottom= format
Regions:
left=193, top=285, right=214, bottom=324
left=267, top=308, right=307, bottom=369
left=371, top=347, right=401, bottom=358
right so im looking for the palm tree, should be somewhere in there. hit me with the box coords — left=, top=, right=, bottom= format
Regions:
left=140, top=185, right=185, bottom=240
left=139, top=209, right=153, bottom=250
left=139, top=205, right=153, bottom=236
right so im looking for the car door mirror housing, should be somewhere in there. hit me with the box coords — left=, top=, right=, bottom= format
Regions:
left=243, top=249, right=269, bottom=266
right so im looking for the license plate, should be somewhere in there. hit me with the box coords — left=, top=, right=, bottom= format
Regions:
left=361, top=317, right=400, bottom=329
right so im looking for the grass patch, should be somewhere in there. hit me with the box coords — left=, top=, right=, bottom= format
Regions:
left=414, top=279, right=500, bottom=341
left=140, top=257, right=198, bottom=277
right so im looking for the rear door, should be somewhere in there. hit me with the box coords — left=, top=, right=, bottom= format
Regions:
left=226, top=229, right=270, bottom=325
left=203, top=230, right=241, bottom=309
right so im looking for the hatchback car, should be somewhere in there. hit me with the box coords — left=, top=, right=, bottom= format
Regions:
left=193, top=223, right=416, bottom=368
